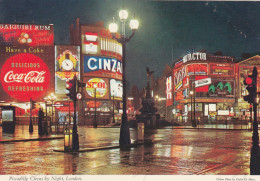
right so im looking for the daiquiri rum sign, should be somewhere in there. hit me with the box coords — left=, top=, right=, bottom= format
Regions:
left=0, top=53, right=50, bottom=101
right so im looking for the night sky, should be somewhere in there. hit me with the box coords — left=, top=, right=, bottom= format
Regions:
left=1, top=0, right=260, bottom=89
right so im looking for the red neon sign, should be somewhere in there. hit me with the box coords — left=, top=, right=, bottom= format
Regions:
left=0, top=53, right=50, bottom=101
left=0, top=24, right=54, bottom=46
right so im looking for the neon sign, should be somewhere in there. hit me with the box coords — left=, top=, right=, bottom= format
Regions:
left=166, top=76, right=173, bottom=106
left=0, top=53, right=50, bottom=101
left=187, top=64, right=208, bottom=75
left=86, top=78, right=108, bottom=98
left=183, top=52, right=206, bottom=63
left=208, top=81, right=234, bottom=98
left=174, top=66, right=187, bottom=91
left=81, top=26, right=122, bottom=60
left=110, top=79, right=123, bottom=100
left=84, top=56, right=122, bottom=75
left=209, top=63, right=235, bottom=76
left=55, top=46, right=80, bottom=95
left=0, top=24, right=54, bottom=46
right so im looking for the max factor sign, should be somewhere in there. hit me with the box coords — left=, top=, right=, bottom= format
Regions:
left=183, top=52, right=206, bottom=63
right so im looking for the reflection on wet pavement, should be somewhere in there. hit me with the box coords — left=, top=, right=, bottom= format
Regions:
left=0, top=126, right=252, bottom=175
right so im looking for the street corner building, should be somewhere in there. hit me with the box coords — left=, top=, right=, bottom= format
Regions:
left=152, top=51, right=260, bottom=126
left=0, top=19, right=124, bottom=129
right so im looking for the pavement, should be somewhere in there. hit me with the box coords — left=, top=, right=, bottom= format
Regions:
left=0, top=125, right=155, bottom=153
left=0, top=125, right=64, bottom=143
left=0, top=124, right=254, bottom=143
left=0, top=125, right=255, bottom=175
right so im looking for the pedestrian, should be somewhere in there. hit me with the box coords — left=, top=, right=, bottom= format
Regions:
left=38, top=108, right=44, bottom=136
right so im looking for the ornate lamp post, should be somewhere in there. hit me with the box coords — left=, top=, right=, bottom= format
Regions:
left=109, top=9, right=139, bottom=146
left=190, top=90, right=193, bottom=124
left=93, top=84, right=97, bottom=128
left=112, top=90, right=115, bottom=123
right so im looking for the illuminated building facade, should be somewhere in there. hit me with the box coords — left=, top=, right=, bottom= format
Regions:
left=236, top=56, right=260, bottom=121
left=0, top=23, right=55, bottom=124
left=0, top=20, right=123, bottom=126
left=70, top=19, right=123, bottom=125
left=167, top=51, right=260, bottom=124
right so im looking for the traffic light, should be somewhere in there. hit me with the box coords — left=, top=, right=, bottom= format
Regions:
left=30, top=98, right=36, bottom=109
left=243, top=67, right=258, bottom=103
left=77, top=81, right=86, bottom=88
left=66, top=75, right=77, bottom=101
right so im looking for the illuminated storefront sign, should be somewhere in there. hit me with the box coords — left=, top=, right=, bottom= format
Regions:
left=0, top=53, right=50, bottom=101
left=83, top=32, right=98, bottom=54
left=0, top=24, right=54, bottom=46
left=217, top=110, right=229, bottom=116
left=55, top=46, right=80, bottom=94
left=195, top=76, right=210, bottom=92
left=85, top=101, right=111, bottom=112
left=84, top=56, right=122, bottom=79
left=175, top=91, right=183, bottom=101
left=194, top=77, right=211, bottom=88
left=110, top=79, right=123, bottom=100
left=85, top=77, right=109, bottom=99
left=81, top=26, right=122, bottom=60
left=54, top=101, right=74, bottom=112
left=174, top=66, right=187, bottom=91
left=208, top=80, right=234, bottom=98
left=166, top=76, right=173, bottom=106
left=187, top=64, right=208, bottom=75
left=209, top=63, right=235, bottom=76
left=175, top=89, right=188, bottom=102
left=183, top=52, right=206, bottom=63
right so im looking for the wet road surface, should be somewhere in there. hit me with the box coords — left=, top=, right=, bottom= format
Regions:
left=0, top=126, right=253, bottom=175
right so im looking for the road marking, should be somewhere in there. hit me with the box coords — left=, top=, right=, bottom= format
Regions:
left=194, top=163, right=226, bottom=175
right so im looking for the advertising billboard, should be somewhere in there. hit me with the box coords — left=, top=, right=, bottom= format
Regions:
left=183, top=52, right=207, bottom=63
left=195, top=75, right=210, bottom=92
left=0, top=24, right=54, bottom=46
left=166, top=76, right=173, bottom=106
left=81, top=26, right=122, bottom=60
left=55, top=46, right=80, bottom=94
left=110, top=79, right=122, bottom=100
left=208, top=80, right=235, bottom=98
left=85, top=100, right=111, bottom=113
left=83, top=55, right=122, bottom=79
left=174, top=66, right=188, bottom=91
left=0, top=46, right=54, bottom=102
left=174, top=89, right=188, bottom=102
left=209, top=63, right=235, bottom=76
left=187, top=63, right=208, bottom=75
left=84, top=77, right=110, bottom=100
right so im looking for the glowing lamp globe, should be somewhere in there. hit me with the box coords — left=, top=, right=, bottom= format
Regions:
left=119, top=10, right=128, bottom=20
left=109, top=22, right=118, bottom=33
left=130, top=19, right=139, bottom=30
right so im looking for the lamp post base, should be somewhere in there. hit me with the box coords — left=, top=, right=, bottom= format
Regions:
left=29, top=120, right=33, bottom=133
left=72, top=127, right=79, bottom=151
left=119, top=115, right=131, bottom=146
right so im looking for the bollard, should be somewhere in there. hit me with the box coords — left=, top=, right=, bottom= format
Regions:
left=137, top=122, right=144, bottom=141
left=64, top=126, right=73, bottom=151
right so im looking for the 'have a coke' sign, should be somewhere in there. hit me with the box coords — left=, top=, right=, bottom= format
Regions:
left=0, top=53, right=50, bottom=101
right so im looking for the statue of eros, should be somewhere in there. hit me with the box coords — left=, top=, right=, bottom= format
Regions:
left=146, top=67, right=154, bottom=85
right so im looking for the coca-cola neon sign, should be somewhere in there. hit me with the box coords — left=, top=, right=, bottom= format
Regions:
left=1, top=53, right=50, bottom=101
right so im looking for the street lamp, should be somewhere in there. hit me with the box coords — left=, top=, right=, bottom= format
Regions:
left=190, top=91, right=193, bottom=124
left=112, top=90, right=115, bottom=123
left=109, top=9, right=139, bottom=146
left=93, top=84, right=97, bottom=128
